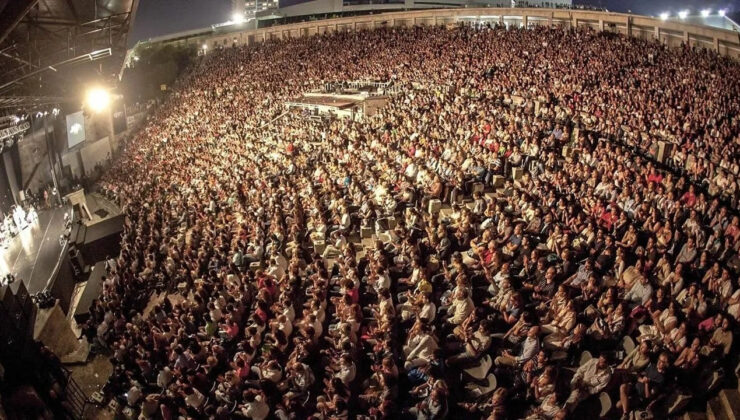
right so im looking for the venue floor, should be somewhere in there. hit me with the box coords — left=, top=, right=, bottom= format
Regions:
left=1, top=206, right=69, bottom=294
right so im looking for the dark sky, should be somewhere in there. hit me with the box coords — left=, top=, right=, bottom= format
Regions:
left=129, top=0, right=740, bottom=45
left=129, top=0, right=232, bottom=44
left=575, top=0, right=740, bottom=16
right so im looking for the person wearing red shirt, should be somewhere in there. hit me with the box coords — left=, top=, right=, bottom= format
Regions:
left=599, top=207, right=616, bottom=231
left=680, top=185, right=697, bottom=207
left=647, top=168, right=663, bottom=185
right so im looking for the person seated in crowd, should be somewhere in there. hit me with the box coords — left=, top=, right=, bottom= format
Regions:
left=82, top=22, right=740, bottom=420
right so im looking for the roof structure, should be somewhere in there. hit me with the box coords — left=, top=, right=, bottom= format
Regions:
left=684, top=14, right=740, bottom=32
left=0, top=0, right=139, bottom=110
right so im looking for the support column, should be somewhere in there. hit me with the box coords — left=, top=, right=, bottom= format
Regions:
left=499, top=15, right=504, bottom=27
left=714, top=37, right=721, bottom=53
left=626, top=16, right=632, bottom=37
left=548, top=12, right=553, bottom=28
left=654, top=26, right=660, bottom=41
left=3, top=152, right=19, bottom=206
left=43, top=116, right=61, bottom=207
left=599, top=19, right=604, bottom=32
left=684, top=31, right=690, bottom=45
left=523, top=15, right=528, bottom=29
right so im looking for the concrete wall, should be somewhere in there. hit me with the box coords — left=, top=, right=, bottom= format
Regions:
left=194, top=8, right=740, bottom=59
left=17, top=127, right=52, bottom=194
left=61, top=151, right=83, bottom=180
left=79, top=137, right=113, bottom=176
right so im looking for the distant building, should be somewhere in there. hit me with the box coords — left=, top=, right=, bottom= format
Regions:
left=233, top=0, right=281, bottom=21
left=255, top=0, right=573, bottom=25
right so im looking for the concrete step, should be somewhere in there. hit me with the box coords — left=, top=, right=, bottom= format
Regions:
left=706, top=396, right=724, bottom=420
left=719, top=389, right=740, bottom=420
left=439, top=208, right=453, bottom=217
left=683, top=412, right=707, bottom=420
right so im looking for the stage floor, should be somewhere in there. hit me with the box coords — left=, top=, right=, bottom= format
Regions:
left=1, top=206, right=69, bottom=295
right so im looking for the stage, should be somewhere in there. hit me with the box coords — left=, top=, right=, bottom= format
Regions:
left=0, top=191, right=123, bottom=298
left=0, top=206, right=69, bottom=295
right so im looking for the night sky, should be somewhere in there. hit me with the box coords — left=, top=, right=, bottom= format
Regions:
left=129, top=0, right=740, bottom=45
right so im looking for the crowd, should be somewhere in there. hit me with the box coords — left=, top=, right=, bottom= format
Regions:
left=84, top=23, right=740, bottom=419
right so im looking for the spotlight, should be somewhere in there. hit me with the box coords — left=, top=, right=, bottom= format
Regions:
left=701, top=9, right=711, bottom=17
left=85, top=87, right=111, bottom=113
left=52, top=108, right=60, bottom=116
left=719, top=9, right=726, bottom=17
left=678, top=10, right=689, bottom=19
left=202, top=44, right=208, bottom=50
left=231, top=12, right=246, bottom=24
left=133, top=56, right=140, bottom=61
left=659, top=12, right=669, bottom=21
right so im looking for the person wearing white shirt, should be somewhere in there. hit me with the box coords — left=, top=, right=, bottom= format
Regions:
left=241, top=390, right=269, bottom=420
left=565, top=355, right=613, bottom=410
left=156, top=367, right=173, bottom=388
left=333, top=354, right=356, bottom=385
left=182, top=386, right=205, bottom=411
left=447, top=289, right=474, bottom=325
left=404, top=326, right=439, bottom=370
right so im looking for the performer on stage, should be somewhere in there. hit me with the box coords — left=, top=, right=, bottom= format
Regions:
left=26, top=205, right=38, bottom=224
left=12, top=205, right=26, bottom=231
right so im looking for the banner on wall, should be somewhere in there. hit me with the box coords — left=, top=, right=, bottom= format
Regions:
left=112, top=102, right=127, bottom=134
left=66, top=111, right=86, bottom=148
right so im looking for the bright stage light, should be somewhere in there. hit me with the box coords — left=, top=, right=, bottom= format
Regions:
left=659, top=12, right=669, bottom=21
left=719, top=9, right=727, bottom=17
left=701, top=9, right=711, bottom=17
left=231, top=12, right=246, bottom=24
left=678, top=10, right=689, bottom=19
left=202, top=43, right=208, bottom=50
left=85, top=88, right=111, bottom=113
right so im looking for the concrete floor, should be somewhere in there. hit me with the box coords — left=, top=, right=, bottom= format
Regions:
left=67, top=354, right=114, bottom=419
left=2, top=206, right=69, bottom=294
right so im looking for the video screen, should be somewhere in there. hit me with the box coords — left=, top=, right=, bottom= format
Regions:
left=66, top=111, right=86, bottom=148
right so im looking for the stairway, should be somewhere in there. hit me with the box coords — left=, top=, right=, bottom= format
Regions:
left=706, top=388, right=740, bottom=420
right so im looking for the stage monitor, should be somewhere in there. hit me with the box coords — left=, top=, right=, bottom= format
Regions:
left=66, top=111, right=86, bottom=148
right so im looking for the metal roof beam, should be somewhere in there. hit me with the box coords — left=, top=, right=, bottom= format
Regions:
left=0, top=0, right=39, bottom=46
left=64, top=0, right=79, bottom=21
